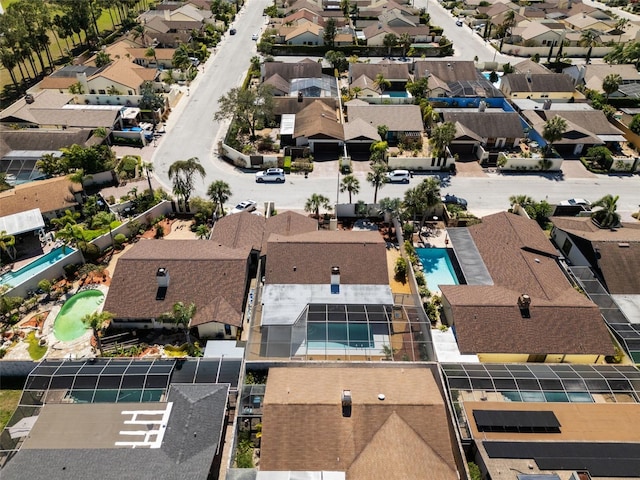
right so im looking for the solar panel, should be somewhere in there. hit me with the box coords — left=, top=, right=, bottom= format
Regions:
left=473, top=410, right=560, bottom=432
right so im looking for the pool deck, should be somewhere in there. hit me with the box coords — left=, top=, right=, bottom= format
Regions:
left=414, top=224, right=449, bottom=249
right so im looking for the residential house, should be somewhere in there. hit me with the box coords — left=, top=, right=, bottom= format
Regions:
left=441, top=362, right=640, bottom=480
left=346, top=101, right=423, bottom=144
left=0, top=128, right=96, bottom=185
left=564, top=64, right=640, bottom=98
left=285, top=22, right=325, bottom=46
left=563, top=12, right=614, bottom=32
left=521, top=108, right=626, bottom=156
left=441, top=110, right=525, bottom=160
left=129, top=48, right=176, bottom=69
left=0, top=90, right=121, bottom=130
left=439, top=212, right=614, bottom=363
left=139, top=4, right=212, bottom=47
left=0, top=381, right=230, bottom=480
left=413, top=60, right=502, bottom=98
left=510, top=22, right=562, bottom=47
left=500, top=72, right=576, bottom=100
left=513, top=58, right=552, bottom=75
left=261, top=61, right=323, bottom=96
left=258, top=230, right=395, bottom=359
left=362, top=22, right=431, bottom=46
left=34, top=65, right=103, bottom=94
left=80, top=59, right=158, bottom=96
left=292, top=100, right=344, bottom=155
left=259, top=366, right=462, bottom=479
left=0, top=176, right=83, bottom=221
left=348, top=62, right=411, bottom=98
left=104, top=240, right=251, bottom=338
left=343, top=117, right=382, bottom=159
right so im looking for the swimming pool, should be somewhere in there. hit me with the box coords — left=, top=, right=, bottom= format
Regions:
left=0, top=247, right=75, bottom=289
left=54, top=289, right=105, bottom=342
left=482, top=71, right=502, bottom=87
left=416, top=248, right=459, bottom=291
left=307, top=322, right=374, bottom=348
left=385, top=91, right=409, bottom=98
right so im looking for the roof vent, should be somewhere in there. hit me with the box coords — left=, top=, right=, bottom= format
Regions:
left=618, top=243, right=630, bottom=248
left=24, top=94, right=35, bottom=104
left=517, top=294, right=531, bottom=318
left=331, top=266, right=340, bottom=294
left=156, top=267, right=169, bottom=300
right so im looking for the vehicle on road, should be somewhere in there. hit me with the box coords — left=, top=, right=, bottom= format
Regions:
left=442, top=194, right=468, bottom=208
left=252, top=33, right=259, bottom=41
left=230, top=28, right=237, bottom=35
left=230, top=200, right=257, bottom=214
left=255, top=168, right=285, bottom=183
left=456, top=19, right=463, bottom=27
left=559, top=198, right=591, bottom=207
left=386, top=169, right=411, bottom=184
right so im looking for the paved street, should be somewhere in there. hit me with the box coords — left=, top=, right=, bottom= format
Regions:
left=144, top=0, right=640, bottom=219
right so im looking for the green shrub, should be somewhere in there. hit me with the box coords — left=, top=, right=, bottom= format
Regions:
left=468, top=462, right=482, bottom=480
left=415, top=272, right=426, bottom=286
left=37, top=279, right=52, bottom=293
left=26, top=331, right=47, bottom=361
left=283, top=156, right=292, bottom=173
left=114, top=233, right=126, bottom=246
left=394, top=257, right=408, bottom=281
left=402, top=222, right=415, bottom=240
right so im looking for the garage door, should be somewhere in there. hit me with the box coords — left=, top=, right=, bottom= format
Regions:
left=312, top=141, right=340, bottom=159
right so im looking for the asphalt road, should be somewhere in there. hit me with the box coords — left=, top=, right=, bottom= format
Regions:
left=149, top=0, right=640, bottom=218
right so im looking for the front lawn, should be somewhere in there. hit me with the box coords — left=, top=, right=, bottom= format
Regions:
left=0, top=390, right=21, bottom=430
left=26, top=331, right=47, bottom=361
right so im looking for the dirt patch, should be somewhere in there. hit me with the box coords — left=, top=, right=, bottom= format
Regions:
left=141, top=218, right=175, bottom=239
left=19, top=311, right=50, bottom=331
left=386, top=249, right=411, bottom=294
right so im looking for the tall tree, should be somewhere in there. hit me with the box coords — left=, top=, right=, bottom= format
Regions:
left=429, top=122, right=456, bottom=162
left=399, top=32, right=412, bottom=59
left=591, top=194, right=621, bottom=228
left=207, top=180, right=232, bottom=217
left=323, top=18, right=337, bottom=47
left=383, top=33, right=398, bottom=57
left=51, top=209, right=81, bottom=229
left=83, top=311, right=113, bottom=356
left=614, top=18, right=629, bottom=44
left=339, top=175, right=360, bottom=204
left=162, top=302, right=197, bottom=345
left=602, top=73, right=622, bottom=102
left=0, top=231, right=17, bottom=263
left=580, top=29, right=599, bottom=65
left=374, top=73, right=391, bottom=94
left=305, top=193, right=332, bottom=220
left=168, top=157, right=206, bottom=210
left=367, top=162, right=388, bottom=204
left=214, top=84, right=275, bottom=140
left=403, top=177, right=441, bottom=227
left=142, top=161, right=155, bottom=197
left=542, top=116, right=568, bottom=156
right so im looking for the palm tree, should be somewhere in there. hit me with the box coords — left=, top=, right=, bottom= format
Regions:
left=377, top=124, right=389, bottom=141
left=429, top=122, right=456, bottom=162
left=145, top=47, right=157, bottom=66
left=339, top=175, right=360, bottom=203
left=82, top=311, right=113, bottom=356
left=56, top=223, right=86, bottom=263
left=195, top=225, right=210, bottom=239
left=383, top=33, right=398, bottom=57
left=68, top=168, right=91, bottom=197
left=142, top=162, right=155, bottom=197
left=591, top=194, right=621, bottom=228
left=378, top=197, right=403, bottom=224
left=162, top=302, right=196, bottom=344
left=168, top=157, right=206, bottom=211
left=367, top=162, right=389, bottom=204
left=399, top=32, right=412, bottom=59
left=580, top=30, right=599, bottom=65
left=351, top=86, right=362, bottom=99
left=542, top=116, right=568, bottom=156
left=499, top=9, right=516, bottom=52
left=305, top=193, right=332, bottom=220
left=615, top=18, right=629, bottom=44
left=207, top=180, right=232, bottom=217
left=91, top=211, right=116, bottom=252
left=0, top=231, right=17, bottom=264
left=602, top=73, right=622, bottom=103
left=412, top=177, right=442, bottom=227
left=509, top=195, right=534, bottom=207
left=51, top=209, right=81, bottom=229
left=374, top=73, right=391, bottom=94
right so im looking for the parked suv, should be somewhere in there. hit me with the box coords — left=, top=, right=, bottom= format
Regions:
left=255, top=168, right=285, bottom=183
left=386, top=169, right=411, bottom=184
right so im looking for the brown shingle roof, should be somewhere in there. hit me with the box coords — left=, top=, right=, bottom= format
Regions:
left=210, top=212, right=265, bottom=251
left=413, top=60, right=480, bottom=82
left=502, top=72, right=575, bottom=93
left=442, top=111, right=525, bottom=139
left=260, top=367, right=458, bottom=479
left=347, top=103, right=423, bottom=132
left=441, top=212, right=613, bottom=356
left=349, top=63, right=411, bottom=82
left=263, top=61, right=322, bottom=82
left=0, top=177, right=81, bottom=216
left=262, top=211, right=317, bottom=254
left=273, top=96, right=337, bottom=116
left=293, top=100, right=344, bottom=140
left=104, top=240, right=249, bottom=327
left=265, top=230, right=388, bottom=285
left=0, top=129, right=93, bottom=158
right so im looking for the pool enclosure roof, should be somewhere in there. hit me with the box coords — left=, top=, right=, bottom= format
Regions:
left=0, top=209, right=44, bottom=236
left=447, top=227, right=493, bottom=285
left=441, top=363, right=640, bottom=402
left=289, top=75, right=338, bottom=98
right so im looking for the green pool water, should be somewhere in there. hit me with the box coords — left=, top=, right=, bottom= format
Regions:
left=53, top=290, right=105, bottom=342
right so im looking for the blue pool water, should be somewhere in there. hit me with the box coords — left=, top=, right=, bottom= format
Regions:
left=0, top=247, right=74, bottom=289
left=416, top=248, right=459, bottom=291
left=482, top=71, right=502, bottom=87
left=307, top=322, right=374, bottom=348
left=385, top=91, right=409, bottom=98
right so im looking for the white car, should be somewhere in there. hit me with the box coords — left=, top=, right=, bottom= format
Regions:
left=230, top=200, right=257, bottom=214
left=559, top=198, right=591, bottom=207
left=255, top=168, right=285, bottom=183
left=386, top=169, right=411, bottom=184
left=252, top=33, right=259, bottom=41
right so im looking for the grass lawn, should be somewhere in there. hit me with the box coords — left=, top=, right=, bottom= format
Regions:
left=82, top=221, right=123, bottom=241
left=0, top=390, right=22, bottom=431
left=26, top=331, right=48, bottom=361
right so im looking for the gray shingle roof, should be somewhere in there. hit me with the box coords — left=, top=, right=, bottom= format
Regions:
left=442, top=111, right=525, bottom=139
left=347, top=104, right=423, bottom=132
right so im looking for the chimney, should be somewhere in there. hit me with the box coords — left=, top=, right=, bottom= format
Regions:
left=24, top=94, right=35, bottom=104
left=331, top=266, right=340, bottom=294
left=341, top=389, right=352, bottom=417
left=517, top=294, right=531, bottom=318
left=298, top=91, right=303, bottom=102
left=156, top=267, right=169, bottom=300
left=526, top=70, right=532, bottom=83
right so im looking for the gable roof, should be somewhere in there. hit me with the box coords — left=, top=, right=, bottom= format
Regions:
left=414, top=60, right=480, bottom=83
left=273, top=96, right=338, bottom=116
left=514, top=58, right=552, bottom=75
left=259, top=366, right=459, bottom=479
left=502, top=72, right=575, bottom=93
left=350, top=63, right=411, bottom=82
left=281, top=8, right=326, bottom=26
left=525, top=109, right=623, bottom=137
left=551, top=216, right=640, bottom=295
left=440, top=212, right=613, bottom=356
left=0, top=128, right=93, bottom=159
left=522, top=110, right=602, bottom=145
left=104, top=240, right=250, bottom=327
left=582, top=64, right=640, bottom=92
left=262, top=210, right=318, bottom=255
left=442, top=111, right=525, bottom=139
left=210, top=212, right=265, bottom=251
left=89, top=60, right=157, bottom=90
left=343, top=117, right=381, bottom=141
left=293, top=100, right=344, bottom=140
left=347, top=103, right=423, bottom=132
left=0, top=90, right=73, bottom=124
left=285, top=22, right=323, bottom=41
left=0, top=176, right=81, bottom=216
left=263, top=61, right=323, bottom=83
left=265, top=230, right=388, bottom=285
